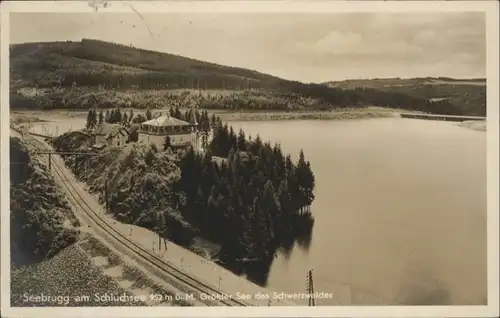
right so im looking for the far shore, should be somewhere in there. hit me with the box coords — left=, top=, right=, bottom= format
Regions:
left=212, top=107, right=401, bottom=121
left=10, top=108, right=486, bottom=132
left=10, top=106, right=401, bottom=123
left=456, top=120, right=487, bottom=132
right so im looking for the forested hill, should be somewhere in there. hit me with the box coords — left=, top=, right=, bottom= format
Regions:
left=11, top=39, right=464, bottom=115
left=10, top=39, right=282, bottom=90
left=324, top=77, right=487, bottom=116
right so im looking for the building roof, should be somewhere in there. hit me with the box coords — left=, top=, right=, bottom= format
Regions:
left=142, top=115, right=192, bottom=127
left=94, top=123, right=129, bottom=137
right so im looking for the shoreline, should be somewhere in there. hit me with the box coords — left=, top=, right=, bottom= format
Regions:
left=213, top=107, right=399, bottom=122
left=456, top=120, right=487, bottom=132
left=11, top=108, right=486, bottom=133
left=11, top=107, right=400, bottom=123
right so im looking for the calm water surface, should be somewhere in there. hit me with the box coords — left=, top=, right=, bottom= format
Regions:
left=32, top=116, right=487, bottom=305
left=230, top=118, right=487, bottom=305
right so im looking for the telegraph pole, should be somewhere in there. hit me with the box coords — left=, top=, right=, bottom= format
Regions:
left=306, top=269, right=315, bottom=306
left=33, top=150, right=97, bottom=174
left=158, top=221, right=162, bottom=251
left=104, top=180, right=109, bottom=214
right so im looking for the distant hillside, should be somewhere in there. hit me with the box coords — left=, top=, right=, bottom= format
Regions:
left=10, top=39, right=465, bottom=115
left=324, top=77, right=486, bottom=116
left=10, top=39, right=281, bottom=90
left=325, top=77, right=486, bottom=89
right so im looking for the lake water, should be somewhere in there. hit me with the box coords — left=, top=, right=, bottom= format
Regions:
left=28, top=116, right=487, bottom=305
left=230, top=118, right=487, bottom=306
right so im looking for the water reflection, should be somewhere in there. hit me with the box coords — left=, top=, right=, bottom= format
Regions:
left=231, top=118, right=487, bottom=305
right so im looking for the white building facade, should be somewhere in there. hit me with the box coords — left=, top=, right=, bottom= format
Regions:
left=94, top=124, right=129, bottom=147
left=138, top=115, right=198, bottom=148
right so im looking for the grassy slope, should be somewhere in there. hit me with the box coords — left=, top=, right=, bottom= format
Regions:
left=325, top=77, right=487, bottom=116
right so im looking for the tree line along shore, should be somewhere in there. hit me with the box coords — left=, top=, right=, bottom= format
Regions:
left=10, top=85, right=464, bottom=117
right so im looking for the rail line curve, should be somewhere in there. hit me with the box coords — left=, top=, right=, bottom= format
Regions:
left=11, top=127, right=250, bottom=307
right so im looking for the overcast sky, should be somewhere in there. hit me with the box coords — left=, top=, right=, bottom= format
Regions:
left=10, top=12, right=486, bottom=83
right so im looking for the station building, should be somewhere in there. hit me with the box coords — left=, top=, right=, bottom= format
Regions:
left=138, top=112, right=199, bottom=148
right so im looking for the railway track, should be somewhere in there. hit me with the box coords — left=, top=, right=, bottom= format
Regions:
left=13, top=129, right=249, bottom=307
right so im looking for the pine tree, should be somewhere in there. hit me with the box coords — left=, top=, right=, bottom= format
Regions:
left=295, top=149, right=314, bottom=211
left=146, top=108, right=152, bottom=120
left=105, top=110, right=111, bottom=123
left=285, top=154, right=293, bottom=172
left=231, top=151, right=242, bottom=180
left=210, top=113, right=217, bottom=128
left=116, top=108, right=122, bottom=123
left=228, top=147, right=236, bottom=164
left=229, top=126, right=237, bottom=150
left=90, top=108, right=98, bottom=129
left=85, top=109, right=93, bottom=130
left=237, top=129, right=246, bottom=151
left=303, top=160, right=315, bottom=207
left=122, top=112, right=128, bottom=126
left=98, top=111, right=104, bottom=126
left=174, top=106, right=182, bottom=119
left=250, top=135, right=263, bottom=154
left=252, top=185, right=276, bottom=260
left=109, top=109, right=117, bottom=123
left=277, top=179, right=291, bottom=213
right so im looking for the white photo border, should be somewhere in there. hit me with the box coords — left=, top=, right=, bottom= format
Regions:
left=1, top=1, right=498, bottom=317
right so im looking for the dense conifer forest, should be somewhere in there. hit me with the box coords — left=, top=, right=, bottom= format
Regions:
left=326, top=77, right=486, bottom=117
left=174, top=121, right=315, bottom=280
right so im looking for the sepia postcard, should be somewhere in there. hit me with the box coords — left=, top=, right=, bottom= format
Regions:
left=1, top=1, right=499, bottom=317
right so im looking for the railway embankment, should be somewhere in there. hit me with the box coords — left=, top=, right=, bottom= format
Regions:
left=9, top=135, right=166, bottom=307
left=11, top=128, right=295, bottom=306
